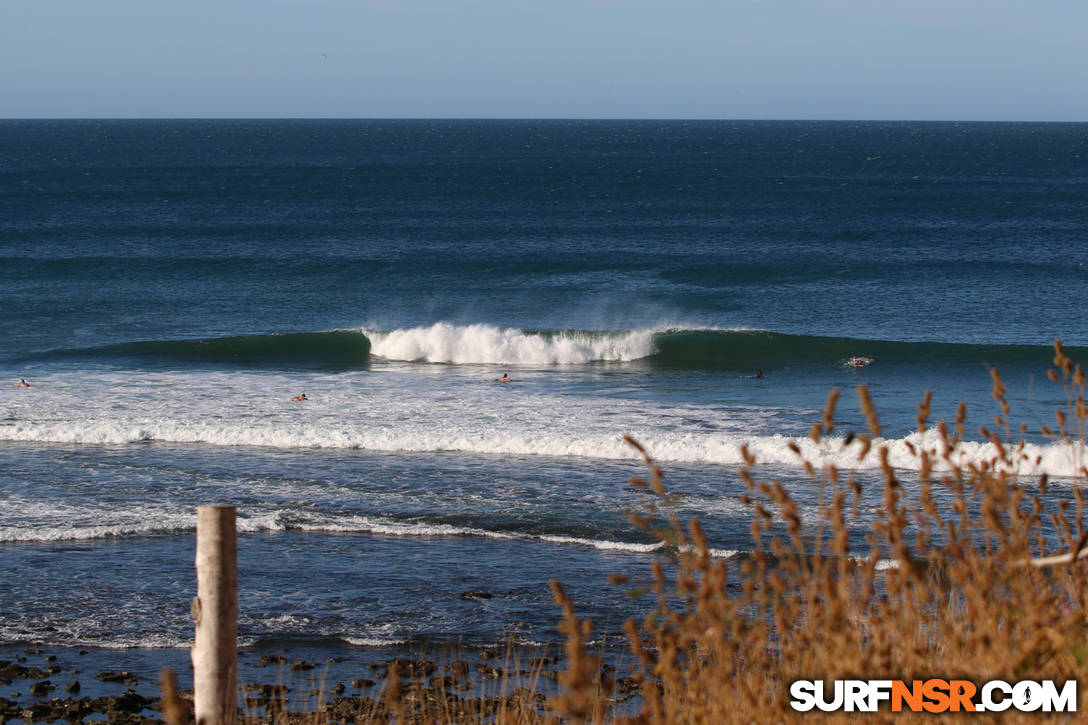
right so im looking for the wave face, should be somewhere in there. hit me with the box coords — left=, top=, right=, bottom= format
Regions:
left=649, top=330, right=1078, bottom=370
left=30, top=325, right=1078, bottom=371
left=42, top=331, right=372, bottom=369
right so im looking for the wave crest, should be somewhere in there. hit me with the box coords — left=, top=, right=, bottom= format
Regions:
left=365, top=323, right=656, bottom=365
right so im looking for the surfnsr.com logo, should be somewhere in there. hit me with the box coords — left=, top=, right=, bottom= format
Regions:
left=789, top=679, right=1077, bottom=713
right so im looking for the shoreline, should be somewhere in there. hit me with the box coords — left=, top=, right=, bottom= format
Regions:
left=0, top=639, right=629, bottom=723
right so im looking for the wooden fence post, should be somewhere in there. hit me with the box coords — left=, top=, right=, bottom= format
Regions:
left=191, top=505, right=238, bottom=725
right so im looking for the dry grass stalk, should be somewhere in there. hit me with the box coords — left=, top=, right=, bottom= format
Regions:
left=159, top=667, right=191, bottom=725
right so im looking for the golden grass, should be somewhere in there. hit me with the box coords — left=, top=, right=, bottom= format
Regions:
left=164, top=341, right=1088, bottom=723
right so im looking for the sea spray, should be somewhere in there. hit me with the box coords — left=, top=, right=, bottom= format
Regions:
left=364, top=322, right=656, bottom=365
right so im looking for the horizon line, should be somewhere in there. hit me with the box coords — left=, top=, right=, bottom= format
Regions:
left=2, top=116, right=1087, bottom=124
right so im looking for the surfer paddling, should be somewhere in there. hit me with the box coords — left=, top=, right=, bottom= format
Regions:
left=15, top=378, right=31, bottom=388
left=293, top=393, right=308, bottom=401
left=496, top=373, right=512, bottom=383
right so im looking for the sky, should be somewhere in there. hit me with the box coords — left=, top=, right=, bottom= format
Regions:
left=1, top=0, right=1086, bottom=120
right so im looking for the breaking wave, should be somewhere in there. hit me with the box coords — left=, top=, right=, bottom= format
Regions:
left=29, top=324, right=1075, bottom=370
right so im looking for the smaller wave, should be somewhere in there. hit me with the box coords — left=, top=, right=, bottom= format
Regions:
left=537, top=534, right=664, bottom=553
left=0, top=511, right=196, bottom=543
left=0, top=507, right=667, bottom=555
left=258, top=614, right=315, bottom=627
left=342, top=636, right=410, bottom=647
left=0, top=523, right=177, bottom=543
left=291, top=514, right=665, bottom=555
left=247, top=618, right=410, bottom=650
left=677, top=545, right=740, bottom=559
left=89, top=634, right=192, bottom=650
left=0, top=628, right=193, bottom=650
left=0, top=510, right=287, bottom=543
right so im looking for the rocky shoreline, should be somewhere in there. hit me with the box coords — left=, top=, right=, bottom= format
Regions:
left=0, top=644, right=638, bottom=723
left=1, top=654, right=152, bottom=723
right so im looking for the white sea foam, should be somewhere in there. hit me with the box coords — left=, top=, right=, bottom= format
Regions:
left=293, top=515, right=517, bottom=540
left=4, top=366, right=1085, bottom=480
left=0, top=494, right=745, bottom=560
left=676, top=544, right=741, bottom=559
left=0, top=502, right=666, bottom=555
left=0, top=521, right=184, bottom=542
left=341, top=622, right=411, bottom=647
left=537, top=534, right=664, bottom=553
left=87, top=633, right=193, bottom=649
left=342, top=636, right=409, bottom=647
left=4, top=419, right=1083, bottom=478
left=293, top=514, right=665, bottom=554
left=365, top=323, right=656, bottom=365
left=0, top=501, right=295, bottom=543
left=257, top=614, right=315, bottom=627
left=0, top=498, right=196, bottom=543
left=0, top=622, right=193, bottom=649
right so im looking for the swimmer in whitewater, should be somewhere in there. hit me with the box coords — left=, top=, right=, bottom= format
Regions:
left=497, top=373, right=511, bottom=383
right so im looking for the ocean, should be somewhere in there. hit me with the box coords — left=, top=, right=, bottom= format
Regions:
left=2, top=119, right=1087, bottom=680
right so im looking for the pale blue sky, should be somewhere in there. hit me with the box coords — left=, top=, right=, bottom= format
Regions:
left=2, top=0, right=1086, bottom=120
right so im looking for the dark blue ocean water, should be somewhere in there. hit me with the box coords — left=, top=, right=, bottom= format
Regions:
left=2, top=120, right=1087, bottom=661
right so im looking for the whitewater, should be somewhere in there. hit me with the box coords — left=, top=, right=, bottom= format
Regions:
left=7, top=333, right=1081, bottom=477
left=364, top=322, right=659, bottom=364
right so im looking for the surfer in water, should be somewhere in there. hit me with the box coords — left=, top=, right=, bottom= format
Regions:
left=497, top=373, right=512, bottom=383
left=849, top=356, right=869, bottom=368
left=15, top=378, right=31, bottom=387
left=294, top=393, right=308, bottom=401
left=740, top=371, right=763, bottom=379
